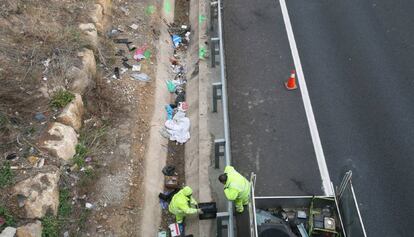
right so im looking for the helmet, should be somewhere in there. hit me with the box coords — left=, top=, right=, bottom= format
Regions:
left=182, top=186, right=193, bottom=196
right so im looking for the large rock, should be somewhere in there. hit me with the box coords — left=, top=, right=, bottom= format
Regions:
left=40, top=122, right=78, bottom=161
left=77, top=49, right=96, bottom=79
left=79, top=23, right=98, bottom=49
left=57, top=94, right=84, bottom=131
left=13, top=169, right=60, bottom=219
left=67, top=66, right=95, bottom=95
left=16, top=221, right=42, bottom=237
left=91, top=4, right=104, bottom=32
left=0, top=227, right=16, bottom=237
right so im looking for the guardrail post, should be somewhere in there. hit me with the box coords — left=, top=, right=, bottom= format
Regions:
left=216, top=212, right=229, bottom=237
left=212, top=82, right=222, bottom=112
left=210, top=1, right=218, bottom=31
left=210, top=37, right=219, bottom=68
left=214, top=139, right=226, bottom=169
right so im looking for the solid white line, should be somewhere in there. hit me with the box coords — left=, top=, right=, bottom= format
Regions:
left=279, top=0, right=334, bottom=196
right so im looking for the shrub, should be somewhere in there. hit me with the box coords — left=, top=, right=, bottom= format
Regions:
left=58, top=189, right=72, bottom=218
left=41, top=214, right=59, bottom=237
left=0, top=162, right=13, bottom=188
left=50, top=90, right=75, bottom=109
left=0, top=205, right=15, bottom=230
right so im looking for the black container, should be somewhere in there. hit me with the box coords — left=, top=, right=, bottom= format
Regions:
left=198, top=202, right=217, bottom=220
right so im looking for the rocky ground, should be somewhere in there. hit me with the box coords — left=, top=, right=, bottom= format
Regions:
left=0, top=0, right=162, bottom=236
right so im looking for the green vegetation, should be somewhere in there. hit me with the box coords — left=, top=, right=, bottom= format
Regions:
left=58, top=188, right=72, bottom=218
left=0, top=162, right=13, bottom=188
left=0, top=205, right=15, bottom=230
left=41, top=214, right=60, bottom=237
left=41, top=188, right=73, bottom=236
left=50, top=90, right=75, bottom=109
left=72, top=143, right=88, bottom=168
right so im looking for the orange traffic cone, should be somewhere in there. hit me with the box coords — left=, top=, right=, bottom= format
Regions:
left=285, top=70, right=297, bottom=90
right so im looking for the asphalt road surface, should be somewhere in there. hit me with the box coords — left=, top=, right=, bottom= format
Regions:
left=224, top=0, right=414, bottom=236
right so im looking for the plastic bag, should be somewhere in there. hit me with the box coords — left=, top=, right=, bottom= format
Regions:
left=166, top=80, right=176, bottom=93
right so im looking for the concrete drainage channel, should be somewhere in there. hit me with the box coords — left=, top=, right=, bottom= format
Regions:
left=142, top=0, right=235, bottom=236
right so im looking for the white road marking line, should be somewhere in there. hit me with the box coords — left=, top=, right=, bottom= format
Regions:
left=279, top=0, right=334, bottom=195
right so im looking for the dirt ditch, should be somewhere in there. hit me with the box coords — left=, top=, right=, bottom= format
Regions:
left=159, top=0, right=192, bottom=233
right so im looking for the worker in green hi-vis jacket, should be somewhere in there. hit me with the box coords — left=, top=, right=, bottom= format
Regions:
left=168, top=186, right=202, bottom=223
left=219, top=166, right=251, bottom=213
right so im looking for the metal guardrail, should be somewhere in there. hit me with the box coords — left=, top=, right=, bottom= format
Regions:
left=210, top=0, right=235, bottom=236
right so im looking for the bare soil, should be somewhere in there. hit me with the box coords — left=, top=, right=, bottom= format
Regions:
left=78, top=0, right=161, bottom=236
left=0, top=0, right=162, bottom=236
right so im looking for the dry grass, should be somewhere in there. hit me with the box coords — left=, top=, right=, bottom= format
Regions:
left=0, top=0, right=93, bottom=154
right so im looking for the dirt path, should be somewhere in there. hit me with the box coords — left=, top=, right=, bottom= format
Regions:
left=81, top=0, right=162, bottom=235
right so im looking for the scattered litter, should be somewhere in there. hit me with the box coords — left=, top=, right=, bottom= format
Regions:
left=178, top=102, right=189, bottom=112
left=171, top=65, right=185, bottom=74
left=113, top=38, right=131, bottom=44
left=114, top=67, right=120, bottom=79
left=165, top=104, right=174, bottom=120
left=129, top=24, right=139, bottom=30
left=132, top=64, right=141, bottom=72
left=36, top=158, right=44, bottom=168
left=185, top=31, right=191, bottom=42
left=162, top=165, right=176, bottom=176
left=107, top=28, right=121, bottom=38
left=169, top=57, right=179, bottom=65
left=85, top=157, right=92, bottom=163
left=164, top=111, right=190, bottom=144
left=120, top=68, right=128, bottom=74
left=158, top=231, right=167, bottom=237
left=5, top=153, right=18, bottom=161
left=122, top=61, right=132, bottom=69
left=85, top=203, right=94, bottom=209
left=42, top=58, right=51, bottom=70
left=175, top=89, right=186, bottom=105
left=130, top=73, right=150, bottom=82
left=63, top=231, right=69, bottom=237
left=166, top=80, right=176, bottom=93
left=144, top=49, right=152, bottom=59
left=34, top=112, right=46, bottom=122
left=172, top=35, right=182, bottom=48
left=181, top=25, right=188, bottom=30
left=0, top=217, right=5, bottom=226
left=27, top=156, right=39, bottom=165
left=120, top=6, right=129, bottom=15
left=169, top=223, right=181, bottom=237
left=133, top=46, right=147, bottom=61
left=127, top=43, right=136, bottom=51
